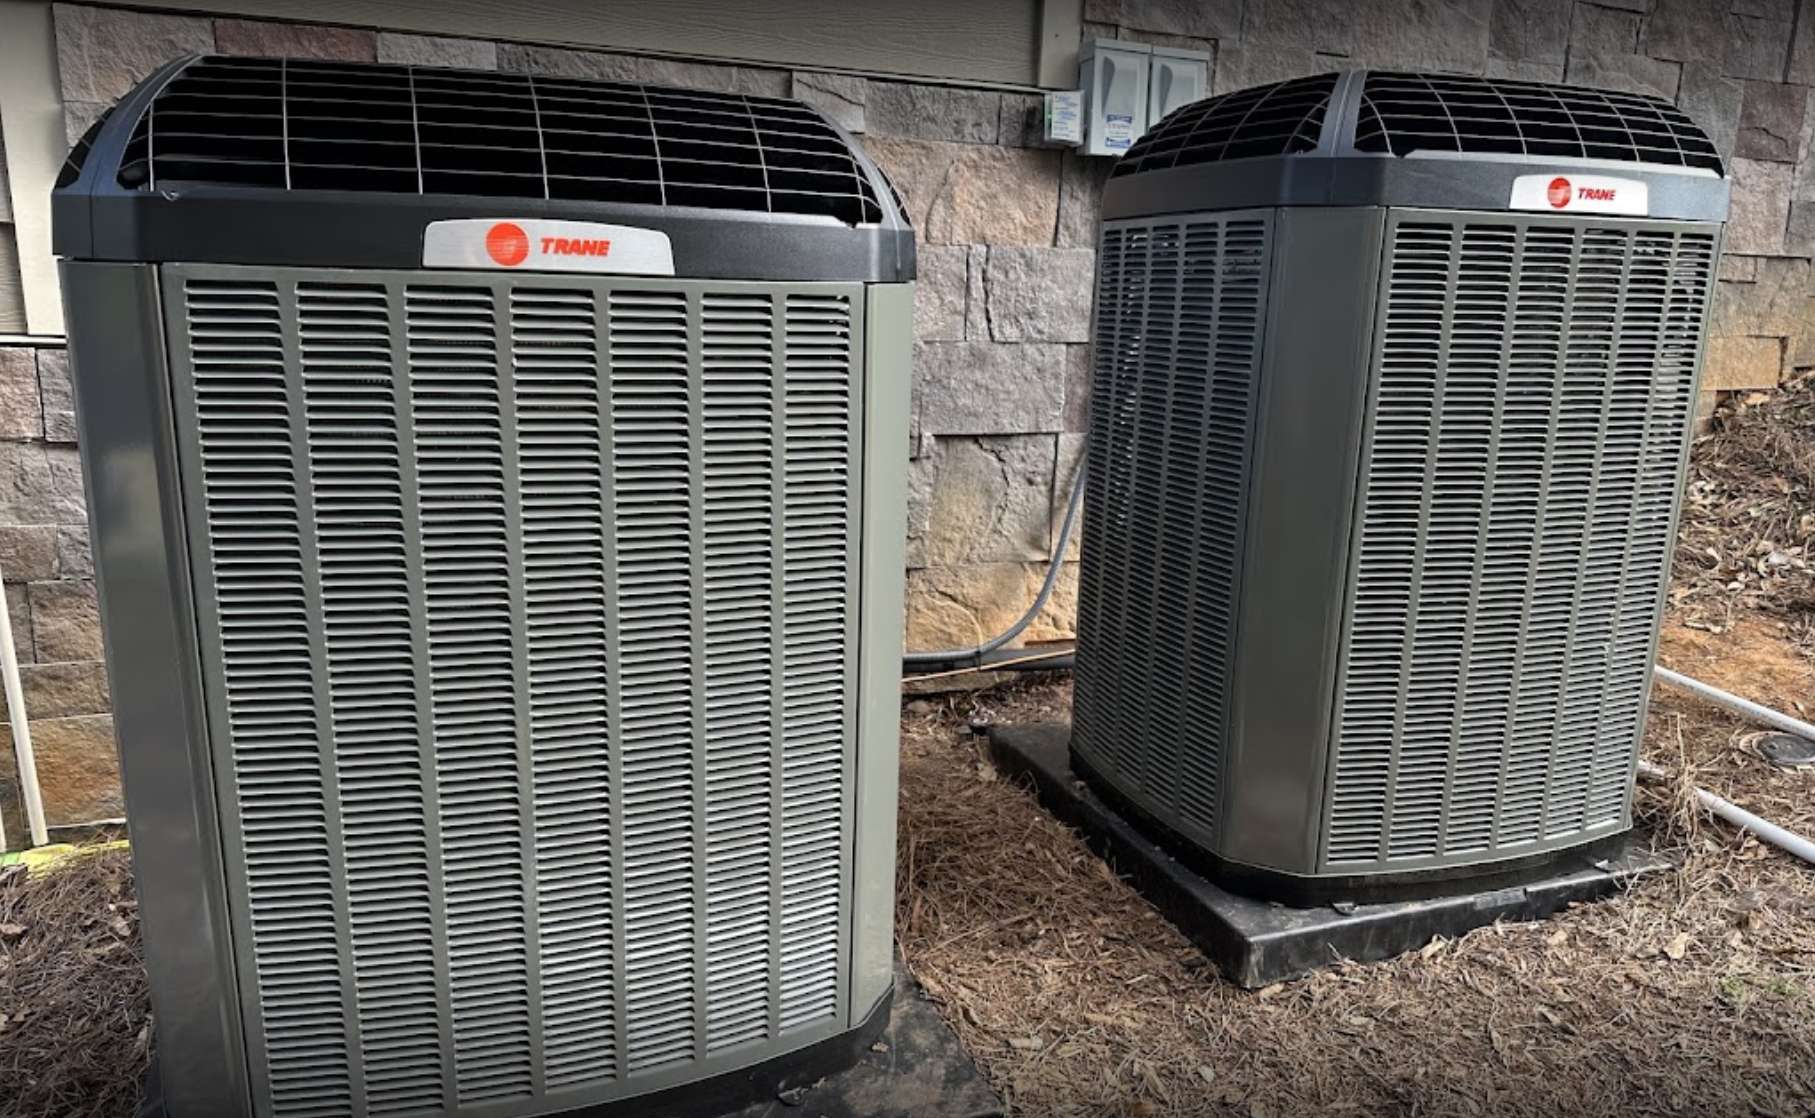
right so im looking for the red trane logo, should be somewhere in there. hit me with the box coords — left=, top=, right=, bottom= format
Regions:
left=542, top=236, right=613, bottom=258
left=1547, top=177, right=1572, bottom=208
left=485, top=222, right=529, bottom=266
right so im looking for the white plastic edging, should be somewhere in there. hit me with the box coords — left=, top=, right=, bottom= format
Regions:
left=0, top=556, right=49, bottom=848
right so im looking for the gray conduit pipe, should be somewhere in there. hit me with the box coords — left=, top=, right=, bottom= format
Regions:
left=1652, top=666, right=1815, bottom=742
left=1636, top=759, right=1815, bottom=867
left=902, top=459, right=1087, bottom=670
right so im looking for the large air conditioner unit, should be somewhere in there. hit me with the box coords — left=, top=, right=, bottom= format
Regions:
left=1073, top=71, right=1728, bottom=902
left=55, top=55, right=913, bottom=1118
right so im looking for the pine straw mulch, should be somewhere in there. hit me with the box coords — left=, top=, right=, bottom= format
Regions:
left=893, top=378, right=1815, bottom=1116
left=1672, top=372, right=1815, bottom=644
left=897, top=676, right=1815, bottom=1118
left=0, top=848, right=150, bottom=1118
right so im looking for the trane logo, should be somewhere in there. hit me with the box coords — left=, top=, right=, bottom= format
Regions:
left=542, top=236, right=613, bottom=257
left=485, top=222, right=613, bottom=266
left=1546, top=177, right=1619, bottom=208
left=425, top=218, right=676, bottom=275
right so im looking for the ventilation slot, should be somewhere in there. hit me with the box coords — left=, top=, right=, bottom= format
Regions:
left=700, top=293, right=779, bottom=1054
left=123, top=56, right=885, bottom=223
left=1355, top=72, right=1723, bottom=173
left=511, top=288, right=618, bottom=1090
left=406, top=285, right=536, bottom=1103
left=185, top=278, right=356, bottom=1116
left=777, top=294, right=852, bottom=1033
left=1072, top=213, right=1271, bottom=847
left=1326, top=218, right=1716, bottom=871
left=1113, top=73, right=1336, bottom=178
left=609, top=290, right=699, bottom=1073
left=299, top=283, right=444, bottom=1114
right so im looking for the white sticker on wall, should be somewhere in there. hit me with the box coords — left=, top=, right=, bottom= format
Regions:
left=1510, top=173, right=1649, bottom=216
left=422, top=218, right=676, bottom=275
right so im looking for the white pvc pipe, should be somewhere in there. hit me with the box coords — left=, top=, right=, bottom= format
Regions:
left=1637, top=760, right=1815, bottom=867
left=0, top=560, right=48, bottom=848
left=1652, top=665, right=1815, bottom=743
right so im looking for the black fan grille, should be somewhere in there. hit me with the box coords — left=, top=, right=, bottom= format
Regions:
left=1355, top=71, right=1722, bottom=173
left=121, top=56, right=885, bottom=224
left=1112, top=73, right=1337, bottom=178
left=58, top=108, right=114, bottom=188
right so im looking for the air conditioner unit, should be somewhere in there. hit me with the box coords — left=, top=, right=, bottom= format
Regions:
left=54, top=55, right=913, bottom=1118
left=1073, top=71, right=1728, bottom=902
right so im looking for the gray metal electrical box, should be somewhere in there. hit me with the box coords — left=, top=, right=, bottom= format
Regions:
left=54, top=54, right=914, bottom=1118
left=1147, top=46, right=1209, bottom=124
left=1079, top=38, right=1151, bottom=157
left=1073, top=71, right=1729, bottom=903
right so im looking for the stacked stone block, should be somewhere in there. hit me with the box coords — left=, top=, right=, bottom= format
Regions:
left=6, top=1, right=1815, bottom=822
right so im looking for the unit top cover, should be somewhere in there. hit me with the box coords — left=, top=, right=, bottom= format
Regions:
left=54, top=55, right=914, bottom=283
left=1103, top=69, right=1730, bottom=224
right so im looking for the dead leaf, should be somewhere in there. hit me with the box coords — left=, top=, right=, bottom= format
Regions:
left=1665, top=933, right=1692, bottom=961
left=1546, top=929, right=1568, bottom=947
left=1007, top=1035, right=1042, bottom=1051
left=0, top=923, right=25, bottom=939
left=1197, top=1065, right=1216, bottom=1084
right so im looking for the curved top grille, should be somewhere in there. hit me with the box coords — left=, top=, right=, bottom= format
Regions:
left=121, top=56, right=885, bottom=224
left=1355, top=71, right=1722, bottom=173
left=1112, top=73, right=1338, bottom=178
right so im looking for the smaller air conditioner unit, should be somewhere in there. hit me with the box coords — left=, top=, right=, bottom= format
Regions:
left=1073, top=70, right=1729, bottom=902
left=55, top=54, right=914, bottom=1118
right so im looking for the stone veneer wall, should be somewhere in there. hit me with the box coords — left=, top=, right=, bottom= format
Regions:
left=4, top=0, right=1815, bottom=830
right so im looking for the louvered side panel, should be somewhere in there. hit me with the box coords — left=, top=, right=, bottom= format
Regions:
left=1072, top=213, right=1268, bottom=847
left=700, top=294, right=778, bottom=1053
left=608, top=290, right=698, bottom=1072
left=184, top=279, right=355, bottom=1117
left=510, top=288, right=618, bottom=1089
left=1072, top=224, right=1138, bottom=788
left=1328, top=215, right=1716, bottom=874
left=297, top=284, right=442, bottom=1113
left=777, top=294, right=852, bottom=1033
left=179, top=267, right=867, bottom=1114
left=405, top=286, right=534, bottom=1102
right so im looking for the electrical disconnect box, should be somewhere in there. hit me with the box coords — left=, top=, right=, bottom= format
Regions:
left=1078, top=38, right=1150, bottom=156
left=1076, top=38, right=1211, bottom=157
left=1149, top=46, right=1209, bottom=124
